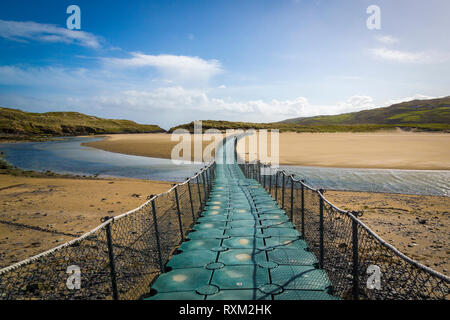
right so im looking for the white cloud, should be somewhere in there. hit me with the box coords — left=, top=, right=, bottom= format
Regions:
left=0, top=63, right=385, bottom=124
left=93, top=87, right=209, bottom=111
left=102, top=52, right=222, bottom=82
left=0, top=19, right=101, bottom=48
left=375, top=35, right=398, bottom=45
left=369, top=48, right=428, bottom=63
left=382, top=94, right=437, bottom=107
left=368, top=47, right=448, bottom=64
left=0, top=64, right=442, bottom=128
left=89, top=88, right=376, bottom=121
left=335, top=95, right=375, bottom=113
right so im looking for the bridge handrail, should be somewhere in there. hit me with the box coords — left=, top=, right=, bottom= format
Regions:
left=0, top=160, right=216, bottom=300
left=235, top=135, right=449, bottom=300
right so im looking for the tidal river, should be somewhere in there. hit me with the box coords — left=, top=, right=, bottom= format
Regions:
left=0, top=137, right=204, bottom=182
left=0, top=137, right=448, bottom=196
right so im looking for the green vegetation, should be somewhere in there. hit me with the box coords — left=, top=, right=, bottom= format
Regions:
left=0, top=107, right=165, bottom=141
left=282, top=97, right=450, bottom=126
left=169, top=121, right=450, bottom=133
left=2, top=96, right=449, bottom=139
left=170, top=97, right=450, bottom=133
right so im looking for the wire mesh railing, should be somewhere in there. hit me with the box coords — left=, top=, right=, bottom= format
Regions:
left=0, top=162, right=216, bottom=300
left=239, top=162, right=450, bottom=300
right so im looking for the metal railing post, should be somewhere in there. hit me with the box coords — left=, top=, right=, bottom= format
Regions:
left=105, top=222, right=119, bottom=300
left=208, top=168, right=213, bottom=193
left=269, top=169, right=272, bottom=194
left=263, top=165, right=266, bottom=189
left=290, top=176, right=294, bottom=221
left=319, top=191, right=324, bottom=269
left=352, top=218, right=359, bottom=300
left=197, top=175, right=203, bottom=211
left=257, top=161, right=262, bottom=184
left=150, top=199, right=164, bottom=273
left=201, top=171, right=207, bottom=200
left=174, top=186, right=184, bottom=242
left=301, top=181, right=305, bottom=238
left=187, top=179, right=196, bottom=222
left=205, top=169, right=210, bottom=195
left=234, top=137, right=238, bottom=162
left=281, top=173, right=286, bottom=209
left=258, top=162, right=261, bottom=184
left=275, top=172, right=278, bottom=201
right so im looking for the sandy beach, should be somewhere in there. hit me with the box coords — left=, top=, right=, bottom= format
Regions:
left=0, top=173, right=447, bottom=275
left=2, top=130, right=448, bottom=275
left=83, top=133, right=218, bottom=162
left=83, top=131, right=450, bottom=170
left=326, top=191, right=449, bottom=275
left=0, top=175, right=172, bottom=268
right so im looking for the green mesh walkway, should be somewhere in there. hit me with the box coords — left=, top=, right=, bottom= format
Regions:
left=146, top=137, right=338, bottom=300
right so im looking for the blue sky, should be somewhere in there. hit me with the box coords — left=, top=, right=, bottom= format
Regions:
left=0, top=0, right=449, bottom=129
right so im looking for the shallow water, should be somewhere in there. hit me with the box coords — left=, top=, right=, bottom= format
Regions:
left=0, top=137, right=204, bottom=182
left=0, top=137, right=448, bottom=196
left=281, top=165, right=449, bottom=197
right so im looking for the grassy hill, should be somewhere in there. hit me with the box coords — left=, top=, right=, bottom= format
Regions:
left=282, top=97, right=450, bottom=127
left=169, top=120, right=450, bottom=133
left=0, top=107, right=165, bottom=140
left=170, top=97, right=450, bottom=133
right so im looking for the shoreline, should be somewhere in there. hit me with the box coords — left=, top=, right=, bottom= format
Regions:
left=3, top=131, right=450, bottom=170
left=82, top=132, right=450, bottom=170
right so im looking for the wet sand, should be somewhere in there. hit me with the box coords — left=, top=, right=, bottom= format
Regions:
left=275, top=131, right=450, bottom=170
left=83, top=133, right=218, bottom=162
left=84, top=131, right=450, bottom=170
left=0, top=175, right=172, bottom=268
